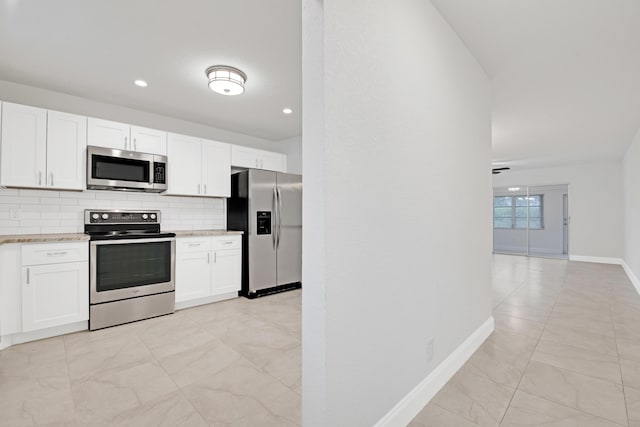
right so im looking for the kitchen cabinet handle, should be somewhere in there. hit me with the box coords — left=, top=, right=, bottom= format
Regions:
left=46, top=251, right=68, bottom=256
left=214, top=252, right=217, bottom=263
left=50, top=172, right=54, bottom=187
left=188, top=243, right=201, bottom=247
left=222, top=241, right=233, bottom=245
left=26, top=268, right=30, bottom=284
left=204, top=184, right=207, bottom=195
left=207, top=252, right=210, bottom=264
left=38, top=171, right=42, bottom=185
left=134, top=138, right=137, bottom=151
left=125, top=136, right=128, bottom=150
left=197, top=184, right=201, bottom=194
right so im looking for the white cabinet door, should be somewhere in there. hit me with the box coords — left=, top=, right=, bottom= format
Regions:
left=46, top=111, right=87, bottom=190
left=231, top=145, right=260, bottom=169
left=202, top=139, right=231, bottom=197
left=130, top=126, right=167, bottom=155
left=0, top=244, right=22, bottom=336
left=0, top=102, right=47, bottom=188
left=175, top=250, right=212, bottom=302
left=21, top=261, right=89, bottom=332
left=260, top=151, right=287, bottom=172
left=212, top=249, right=242, bottom=295
left=166, top=133, right=202, bottom=196
left=87, top=118, right=130, bottom=150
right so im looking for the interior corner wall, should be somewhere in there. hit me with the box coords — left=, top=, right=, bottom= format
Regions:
left=492, top=162, right=624, bottom=259
left=302, top=0, right=493, bottom=425
left=624, top=128, right=640, bottom=285
left=279, top=135, right=302, bottom=175
left=0, top=79, right=286, bottom=153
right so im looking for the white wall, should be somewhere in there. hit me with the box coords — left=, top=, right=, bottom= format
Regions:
left=493, top=162, right=623, bottom=259
left=0, top=188, right=225, bottom=235
left=280, top=135, right=302, bottom=175
left=493, top=186, right=567, bottom=255
left=302, top=1, right=492, bottom=425
left=624, top=127, right=640, bottom=285
left=0, top=80, right=288, bottom=153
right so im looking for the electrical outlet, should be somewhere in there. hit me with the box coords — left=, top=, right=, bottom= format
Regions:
left=426, top=338, right=434, bottom=363
left=9, top=209, right=19, bottom=220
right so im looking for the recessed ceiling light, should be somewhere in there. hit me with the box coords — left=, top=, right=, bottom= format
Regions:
left=205, top=65, right=247, bottom=96
left=134, top=80, right=148, bottom=87
left=282, top=108, right=293, bottom=115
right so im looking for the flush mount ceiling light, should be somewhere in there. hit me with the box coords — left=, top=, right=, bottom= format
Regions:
left=205, top=65, right=247, bottom=96
left=282, top=108, right=293, bottom=115
left=134, top=79, right=148, bottom=87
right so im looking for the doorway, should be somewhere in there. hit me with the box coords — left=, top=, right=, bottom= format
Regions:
left=493, top=184, right=569, bottom=259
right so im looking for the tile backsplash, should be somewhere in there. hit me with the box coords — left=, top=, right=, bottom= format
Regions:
left=0, top=188, right=225, bottom=235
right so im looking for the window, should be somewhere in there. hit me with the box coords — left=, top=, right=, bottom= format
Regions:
left=493, top=195, right=544, bottom=229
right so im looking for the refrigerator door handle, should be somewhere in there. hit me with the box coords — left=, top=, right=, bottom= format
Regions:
left=272, top=187, right=278, bottom=249
left=276, top=187, right=282, bottom=249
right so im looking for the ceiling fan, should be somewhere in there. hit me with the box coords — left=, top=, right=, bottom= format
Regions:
left=492, top=167, right=510, bottom=175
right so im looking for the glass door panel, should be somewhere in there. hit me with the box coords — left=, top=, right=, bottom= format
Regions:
left=493, top=186, right=529, bottom=256
left=527, top=184, right=568, bottom=259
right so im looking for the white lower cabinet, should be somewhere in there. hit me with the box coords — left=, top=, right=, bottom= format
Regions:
left=21, top=242, right=89, bottom=332
left=22, top=261, right=88, bottom=332
left=175, top=235, right=242, bottom=307
left=0, top=241, right=89, bottom=349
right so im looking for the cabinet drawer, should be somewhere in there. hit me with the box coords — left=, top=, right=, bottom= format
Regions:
left=22, top=242, right=88, bottom=266
left=213, top=236, right=241, bottom=250
left=177, top=237, right=212, bottom=253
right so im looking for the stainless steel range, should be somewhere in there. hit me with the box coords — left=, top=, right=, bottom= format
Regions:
left=85, top=209, right=176, bottom=330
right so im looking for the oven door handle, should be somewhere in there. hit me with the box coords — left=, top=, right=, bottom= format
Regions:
left=90, top=237, right=176, bottom=246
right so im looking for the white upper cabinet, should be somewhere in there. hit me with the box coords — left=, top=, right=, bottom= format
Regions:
left=87, top=118, right=130, bottom=150
left=202, top=139, right=231, bottom=197
left=231, top=145, right=286, bottom=172
left=46, top=111, right=87, bottom=190
left=0, top=102, right=47, bottom=188
left=88, top=119, right=166, bottom=155
left=166, top=133, right=231, bottom=197
left=167, top=133, right=202, bottom=196
left=130, top=126, right=167, bottom=155
left=1, top=103, right=85, bottom=191
left=260, top=150, right=287, bottom=172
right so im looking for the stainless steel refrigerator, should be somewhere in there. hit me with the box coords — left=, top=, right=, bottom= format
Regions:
left=227, top=170, right=302, bottom=298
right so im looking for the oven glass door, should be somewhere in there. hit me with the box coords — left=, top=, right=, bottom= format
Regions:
left=90, top=238, right=175, bottom=303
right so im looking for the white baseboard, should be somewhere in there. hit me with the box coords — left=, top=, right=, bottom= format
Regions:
left=622, top=260, right=640, bottom=296
left=569, top=255, right=623, bottom=265
left=175, top=291, right=239, bottom=310
left=373, top=316, right=495, bottom=427
left=0, top=321, right=88, bottom=351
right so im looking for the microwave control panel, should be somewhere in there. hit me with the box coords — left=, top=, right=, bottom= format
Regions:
left=154, top=162, right=166, bottom=184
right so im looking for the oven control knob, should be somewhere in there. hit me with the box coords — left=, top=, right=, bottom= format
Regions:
left=150, top=213, right=156, bottom=220
left=92, top=213, right=99, bottom=220
left=142, top=214, right=149, bottom=220
left=101, top=213, right=109, bottom=220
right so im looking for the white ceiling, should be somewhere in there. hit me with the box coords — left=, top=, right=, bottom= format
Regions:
left=0, top=0, right=301, bottom=141
left=431, top=0, right=640, bottom=168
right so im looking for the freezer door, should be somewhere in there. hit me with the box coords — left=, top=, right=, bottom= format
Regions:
left=248, top=170, right=277, bottom=293
left=276, top=173, right=302, bottom=286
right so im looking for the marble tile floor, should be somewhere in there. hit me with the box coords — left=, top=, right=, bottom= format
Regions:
left=0, top=289, right=301, bottom=426
left=411, top=254, right=640, bottom=427
left=3, top=255, right=640, bottom=426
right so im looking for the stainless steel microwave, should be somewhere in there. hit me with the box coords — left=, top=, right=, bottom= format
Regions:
left=87, top=146, right=167, bottom=192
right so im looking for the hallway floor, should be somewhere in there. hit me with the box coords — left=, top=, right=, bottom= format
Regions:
left=411, top=255, right=640, bottom=426
left=2, top=256, right=639, bottom=426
